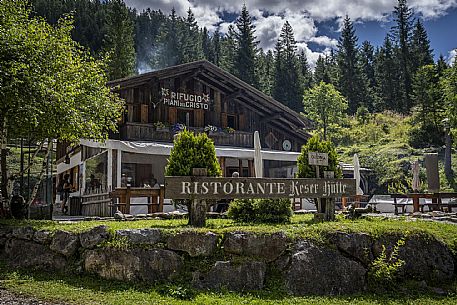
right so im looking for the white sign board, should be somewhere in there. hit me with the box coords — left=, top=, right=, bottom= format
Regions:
left=308, top=152, right=329, bottom=166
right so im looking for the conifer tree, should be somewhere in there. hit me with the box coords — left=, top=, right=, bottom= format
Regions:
left=257, top=50, right=275, bottom=96
left=220, top=25, right=237, bottom=75
left=436, top=54, right=448, bottom=75
left=299, top=50, right=313, bottom=90
left=314, top=55, right=331, bottom=84
left=336, top=15, right=365, bottom=114
left=156, top=8, right=182, bottom=68
left=374, top=36, right=399, bottom=111
left=234, top=4, right=259, bottom=87
left=272, top=22, right=303, bottom=111
left=391, top=0, right=414, bottom=113
left=411, top=19, right=434, bottom=71
left=409, top=64, right=446, bottom=147
left=135, top=8, right=165, bottom=72
left=202, top=27, right=212, bottom=61
left=211, top=29, right=221, bottom=66
left=359, top=41, right=378, bottom=111
left=103, top=0, right=135, bottom=80
left=181, top=8, right=203, bottom=63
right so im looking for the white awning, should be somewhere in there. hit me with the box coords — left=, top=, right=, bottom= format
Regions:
left=80, top=139, right=300, bottom=162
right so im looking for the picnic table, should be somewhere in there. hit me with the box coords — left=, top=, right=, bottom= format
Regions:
left=390, top=193, right=457, bottom=214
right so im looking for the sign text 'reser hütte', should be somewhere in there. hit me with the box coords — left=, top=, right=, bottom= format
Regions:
left=165, top=177, right=356, bottom=199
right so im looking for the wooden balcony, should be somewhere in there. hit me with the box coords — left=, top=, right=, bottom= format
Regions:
left=119, top=123, right=254, bottom=148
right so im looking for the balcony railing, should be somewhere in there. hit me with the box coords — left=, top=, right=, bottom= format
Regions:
left=119, top=123, right=254, bottom=148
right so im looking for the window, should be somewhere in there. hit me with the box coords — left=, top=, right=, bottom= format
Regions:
left=177, top=109, right=194, bottom=126
left=227, top=114, right=237, bottom=129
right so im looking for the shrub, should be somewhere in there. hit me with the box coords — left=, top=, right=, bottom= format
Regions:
left=165, top=129, right=221, bottom=177
left=227, top=199, right=256, bottom=222
left=227, top=198, right=292, bottom=224
left=296, top=135, right=342, bottom=179
left=255, top=198, right=293, bottom=223
left=368, top=238, right=405, bottom=289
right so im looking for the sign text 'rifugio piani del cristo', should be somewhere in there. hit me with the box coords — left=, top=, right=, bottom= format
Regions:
left=165, top=177, right=356, bottom=199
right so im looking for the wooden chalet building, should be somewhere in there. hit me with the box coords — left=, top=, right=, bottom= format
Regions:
left=56, top=60, right=312, bottom=214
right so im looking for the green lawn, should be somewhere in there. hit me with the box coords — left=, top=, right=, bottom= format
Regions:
left=0, top=262, right=456, bottom=305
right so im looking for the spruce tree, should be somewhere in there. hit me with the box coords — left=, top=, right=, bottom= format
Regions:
left=103, top=0, right=135, bottom=80
left=411, top=19, right=434, bottom=71
left=272, top=21, right=303, bottom=111
left=359, top=41, right=378, bottom=111
left=374, top=36, right=399, bottom=111
left=257, top=50, right=275, bottom=96
left=314, top=55, right=331, bottom=84
left=234, top=4, right=259, bottom=87
left=211, top=29, right=221, bottom=66
left=409, top=64, right=445, bottom=147
left=156, top=8, right=182, bottom=68
left=202, top=27, right=212, bottom=61
left=181, top=8, right=203, bottom=63
left=135, top=8, right=166, bottom=72
left=391, top=0, right=414, bottom=113
left=336, top=15, right=365, bottom=114
left=220, top=25, right=237, bottom=75
left=299, top=50, right=313, bottom=90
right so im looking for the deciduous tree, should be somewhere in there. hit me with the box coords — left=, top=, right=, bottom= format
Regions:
left=0, top=0, right=123, bottom=213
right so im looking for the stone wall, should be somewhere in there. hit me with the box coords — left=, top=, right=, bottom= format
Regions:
left=0, top=225, right=455, bottom=295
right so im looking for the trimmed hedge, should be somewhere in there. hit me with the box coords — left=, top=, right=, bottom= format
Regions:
left=227, top=198, right=292, bottom=223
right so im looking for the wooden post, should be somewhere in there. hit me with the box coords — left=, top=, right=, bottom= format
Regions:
left=125, top=186, right=131, bottom=214
left=189, top=168, right=208, bottom=227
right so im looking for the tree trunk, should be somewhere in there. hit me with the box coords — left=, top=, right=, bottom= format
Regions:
left=0, top=118, right=8, bottom=214
left=189, top=199, right=207, bottom=227
left=26, top=139, right=51, bottom=218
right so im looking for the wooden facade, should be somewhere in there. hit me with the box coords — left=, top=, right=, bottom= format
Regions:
left=108, top=60, right=311, bottom=151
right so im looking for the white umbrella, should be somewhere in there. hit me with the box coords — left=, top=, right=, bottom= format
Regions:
left=254, top=131, right=263, bottom=178
left=353, top=154, right=364, bottom=195
left=412, top=160, right=420, bottom=191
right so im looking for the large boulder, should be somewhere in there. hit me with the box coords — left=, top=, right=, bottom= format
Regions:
left=328, top=232, right=374, bottom=266
left=192, top=261, right=266, bottom=291
left=84, top=248, right=182, bottom=282
left=11, top=226, right=35, bottom=240
left=281, top=241, right=367, bottom=295
left=33, top=230, right=52, bottom=245
left=223, top=232, right=288, bottom=262
left=0, top=226, right=11, bottom=238
left=115, top=229, right=162, bottom=246
left=3, top=239, right=67, bottom=271
left=373, top=234, right=454, bottom=282
left=50, top=230, right=80, bottom=257
left=167, top=231, right=218, bottom=257
left=80, top=225, right=111, bottom=249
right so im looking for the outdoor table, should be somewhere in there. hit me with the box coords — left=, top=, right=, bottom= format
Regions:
left=390, top=192, right=457, bottom=214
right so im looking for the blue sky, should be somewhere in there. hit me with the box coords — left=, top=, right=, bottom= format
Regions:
left=125, top=0, right=457, bottom=66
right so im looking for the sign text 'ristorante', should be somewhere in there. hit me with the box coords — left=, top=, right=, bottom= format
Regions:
left=165, top=177, right=356, bottom=199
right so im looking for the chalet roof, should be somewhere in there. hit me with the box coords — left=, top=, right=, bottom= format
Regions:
left=108, top=60, right=312, bottom=139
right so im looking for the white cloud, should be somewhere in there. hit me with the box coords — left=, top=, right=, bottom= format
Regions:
left=308, top=36, right=338, bottom=48
left=447, top=49, right=457, bottom=65
left=125, top=0, right=457, bottom=67
left=126, top=0, right=457, bottom=21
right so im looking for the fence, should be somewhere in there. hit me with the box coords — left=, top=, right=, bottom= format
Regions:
left=80, top=187, right=111, bottom=217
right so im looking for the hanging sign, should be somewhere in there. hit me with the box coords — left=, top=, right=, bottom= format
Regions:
left=161, top=88, right=209, bottom=110
left=308, top=152, right=328, bottom=166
